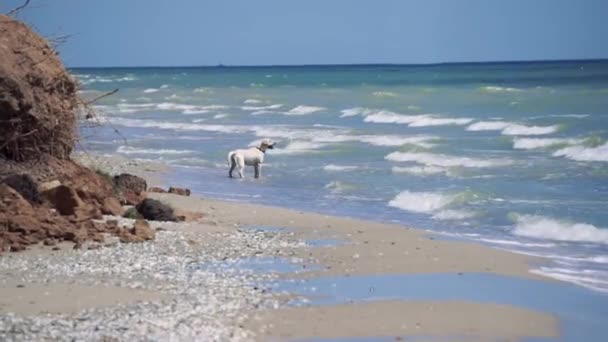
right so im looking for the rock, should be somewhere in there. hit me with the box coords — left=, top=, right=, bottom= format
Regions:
left=135, top=198, right=177, bottom=222
left=38, top=179, right=61, bottom=192
left=1, top=174, right=42, bottom=204
left=41, top=185, right=83, bottom=216
left=120, top=191, right=144, bottom=206
left=148, top=187, right=166, bottom=193
left=102, top=197, right=124, bottom=216
left=113, top=173, right=147, bottom=194
left=169, top=187, right=191, bottom=196
left=132, top=219, right=155, bottom=241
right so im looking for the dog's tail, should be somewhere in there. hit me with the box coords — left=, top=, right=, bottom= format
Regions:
left=227, top=151, right=236, bottom=166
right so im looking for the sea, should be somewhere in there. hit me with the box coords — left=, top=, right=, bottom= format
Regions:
left=74, top=60, right=608, bottom=293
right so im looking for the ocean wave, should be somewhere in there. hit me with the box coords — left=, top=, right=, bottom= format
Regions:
left=340, top=107, right=375, bottom=118
left=392, top=165, right=447, bottom=175
left=108, top=117, right=250, bottom=134
left=513, top=137, right=583, bottom=150
left=213, top=114, right=228, bottom=119
left=193, top=87, right=213, bottom=94
left=502, top=124, right=560, bottom=136
left=272, top=141, right=327, bottom=155
left=388, top=191, right=456, bottom=213
left=512, top=215, right=608, bottom=244
left=480, top=86, right=523, bottom=93
left=286, top=105, right=326, bottom=115
left=432, top=209, right=477, bottom=220
left=476, top=238, right=555, bottom=248
left=324, top=181, right=358, bottom=194
left=323, top=164, right=359, bottom=172
left=364, top=111, right=430, bottom=124
left=116, top=146, right=194, bottom=155
left=372, top=91, right=397, bottom=97
left=244, top=99, right=263, bottom=104
left=408, top=117, right=473, bottom=127
left=465, top=121, right=513, bottom=131
left=530, top=267, right=608, bottom=293
left=553, top=142, right=608, bottom=162
left=466, top=121, right=559, bottom=136
left=241, top=104, right=283, bottom=111
left=385, top=151, right=511, bottom=168
left=143, top=88, right=160, bottom=93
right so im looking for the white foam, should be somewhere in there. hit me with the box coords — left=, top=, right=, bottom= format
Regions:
left=480, top=86, right=523, bottom=93
left=213, top=114, right=228, bottom=119
left=324, top=181, right=357, bottom=193
left=553, top=142, right=608, bottom=162
left=193, top=87, right=213, bottom=94
left=323, top=164, right=359, bottom=172
left=272, top=141, right=327, bottom=155
left=512, top=215, right=608, bottom=244
left=385, top=152, right=510, bottom=168
left=388, top=191, right=455, bottom=213
left=241, top=104, right=283, bottom=111
left=359, top=135, right=436, bottom=148
left=143, top=88, right=159, bottom=93
left=108, top=117, right=250, bottom=134
left=477, top=238, right=555, bottom=248
left=513, top=138, right=582, bottom=150
left=432, top=209, right=477, bottom=220
left=364, top=111, right=430, bottom=124
left=408, top=117, right=473, bottom=127
left=286, top=105, right=326, bottom=115
left=530, top=268, right=608, bottom=293
left=372, top=91, right=397, bottom=97
left=183, top=109, right=210, bottom=115
left=340, top=107, right=375, bottom=118
left=117, top=146, right=193, bottom=155
left=466, top=121, right=513, bottom=131
left=501, top=124, right=560, bottom=136
left=392, top=165, right=447, bottom=175
left=244, top=99, right=263, bottom=104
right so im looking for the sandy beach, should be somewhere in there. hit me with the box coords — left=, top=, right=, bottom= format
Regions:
left=0, top=154, right=567, bottom=341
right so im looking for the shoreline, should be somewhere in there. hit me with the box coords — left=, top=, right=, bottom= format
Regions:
left=2, top=153, right=601, bottom=340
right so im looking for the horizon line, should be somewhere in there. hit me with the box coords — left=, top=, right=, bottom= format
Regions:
left=69, top=57, right=608, bottom=69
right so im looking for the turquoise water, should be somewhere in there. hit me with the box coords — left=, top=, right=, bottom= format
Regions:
left=75, top=61, right=608, bottom=292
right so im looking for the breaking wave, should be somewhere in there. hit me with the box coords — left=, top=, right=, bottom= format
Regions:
left=512, top=215, right=608, bottom=244
left=553, top=142, right=608, bottom=162
left=388, top=191, right=456, bottom=213
left=512, top=138, right=583, bottom=150
left=117, top=146, right=193, bottom=155
left=385, top=152, right=511, bottom=168
left=286, top=105, right=326, bottom=115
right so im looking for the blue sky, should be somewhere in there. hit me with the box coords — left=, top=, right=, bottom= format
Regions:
left=3, top=0, right=607, bottom=67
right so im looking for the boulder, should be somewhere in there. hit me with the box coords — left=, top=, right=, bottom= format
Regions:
left=38, top=179, right=61, bottom=192
left=102, top=197, right=124, bottom=216
left=135, top=198, right=177, bottom=222
left=132, top=219, right=155, bottom=240
left=169, top=187, right=191, bottom=196
left=1, top=174, right=42, bottom=204
left=113, top=173, right=147, bottom=194
left=41, top=185, right=84, bottom=216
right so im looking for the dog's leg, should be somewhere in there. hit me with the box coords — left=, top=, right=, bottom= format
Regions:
left=238, top=165, right=244, bottom=179
left=254, top=163, right=261, bottom=179
left=229, top=161, right=235, bottom=178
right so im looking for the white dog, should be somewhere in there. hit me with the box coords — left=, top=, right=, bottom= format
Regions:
left=227, top=139, right=275, bottom=179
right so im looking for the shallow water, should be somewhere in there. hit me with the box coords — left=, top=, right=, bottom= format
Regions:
left=77, top=61, right=608, bottom=292
left=276, top=273, right=608, bottom=342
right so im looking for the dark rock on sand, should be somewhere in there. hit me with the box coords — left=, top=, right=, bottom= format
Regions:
left=148, top=187, right=167, bottom=193
left=136, top=198, right=177, bottom=222
left=169, top=187, right=191, bottom=196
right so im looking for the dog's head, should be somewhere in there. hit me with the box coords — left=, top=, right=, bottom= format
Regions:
left=260, top=138, right=275, bottom=150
